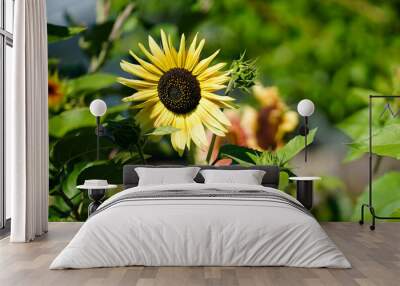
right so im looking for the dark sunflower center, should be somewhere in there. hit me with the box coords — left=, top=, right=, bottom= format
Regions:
left=158, top=68, right=201, bottom=114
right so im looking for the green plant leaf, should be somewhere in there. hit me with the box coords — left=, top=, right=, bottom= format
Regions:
left=336, top=104, right=384, bottom=141
left=62, top=161, right=105, bottom=198
left=112, top=151, right=151, bottom=165
left=221, top=154, right=255, bottom=167
left=105, top=118, right=142, bottom=150
left=66, top=73, right=117, bottom=94
left=48, top=23, right=86, bottom=43
left=50, top=132, right=114, bottom=167
left=347, top=123, right=400, bottom=159
left=276, top=128, right=317, bottom=162
left=49, top=108, right=94, bottom=137
left=278, top=171, right=289, bottom=190
left=216, top=144, right=260, bottom=164
left=145, top=126, right=180, bottom=136
left=77, top=162, right=123, bottom=186
left=351, top=171, right=400, bottom=222
left=49, top=104, right=128, bottom=138
left=79, top=21, right=114, bottom=57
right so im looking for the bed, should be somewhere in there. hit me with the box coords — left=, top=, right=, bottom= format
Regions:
left=50, top=165, right=351, bottom=269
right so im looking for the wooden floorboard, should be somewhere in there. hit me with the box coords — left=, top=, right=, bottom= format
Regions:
left=0, top=222, right=399, bottom=286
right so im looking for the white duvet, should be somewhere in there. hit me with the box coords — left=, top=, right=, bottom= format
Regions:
left=50, top=183, right=351, bottom=269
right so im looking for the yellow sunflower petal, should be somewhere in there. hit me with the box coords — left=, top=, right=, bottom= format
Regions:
left=148, top=35, right=172, bottom=69
left=192, top=49, right=220, bottom=76
left=122, top=89, right=158, bottom=102
left=171, top=115, right=187, bottom=155
left=201, top=73, right=230, bottom=86
left=138, top=43, right=168, bottom=71
left=129, top=50, right=163, bottom=76
left=168, top=34, right=178, bottom=65
left=200, top=98, right=231, bottom=126
left=121, top=60, right=160, bottom=82
left=201, top=91, right=236, bottom=109
left=130, top=97, right=159, bottom=109
left=117, top=77, right=157, bottom=90
left=177, top=33, right=186, bottom=68
left=197, top=62, right=227, bottom=81
left=135, top=108, right=155, bottom=131
left=187, top=112, right=208, bottom=147
left=186, top=38, right=205, bottom=71
left=200, top=81, right=227, bottom=92
left=149, top=102, right=166, bottom=119
left=202, top=91, right=235, bottom=102
left=154, top=108, right=174, bottom=127
left=197, top=104, right=228, bottom=136
left=160, top=29, right=176, bottom=68
left=184, top=33, right=198, bottom=70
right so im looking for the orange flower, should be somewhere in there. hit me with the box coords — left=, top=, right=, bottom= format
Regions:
left=48, top=73, right=65, bottom=110
left=248, top=84, right=298, bottom=150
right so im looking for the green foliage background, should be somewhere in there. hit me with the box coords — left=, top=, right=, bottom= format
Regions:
left=47, top=0, right=400, bottom=222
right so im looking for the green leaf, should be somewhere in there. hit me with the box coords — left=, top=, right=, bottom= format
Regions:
left=337, top=104, right=383, bottom=141
left=67, top=73, right=117, bottom=94
left=49, top=108, right=94, bottom=138
left=105, top=118, right=141, bottom=150
left=48, top=23, right=86, bottom=43
left=342, top=145, right=365, bottom=163
left=222, top=154, right=255, bottom=167
left=112, top=151, right=151, bottom=165
left=216, top=144, right=260, bottom=164
left=217, top=130, right=316, bottom=168
left=62, top=161, right=105, bottom=198
left=79, top=21, right=114, bottom=57
left=278, top=171, right=289, bottom=190
left=351, top=172, right=400, bottom=222
left=145, top=126, right=180, bottom=136
left=49, top=104, right=128, bottom=138
left=390, top=208, right=400, bottom=217
left=337, top=99, right=400, bottom=162
left=51, top=132, right=114, bottom=167
left=77, top=162, right=123, bottom=186
left=347, top=123, right=400, bottom=159
left=313, top=176, right=353, bottom=221
left=276, top=128, right=317, bottom=163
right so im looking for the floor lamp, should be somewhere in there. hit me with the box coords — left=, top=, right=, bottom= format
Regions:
left=297, top=99, right=315, bottom=162
left=89, top=99, right=107, bottom=160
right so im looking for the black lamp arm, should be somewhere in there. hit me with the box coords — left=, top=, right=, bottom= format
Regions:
left=298, top=116, right=309, bottom=162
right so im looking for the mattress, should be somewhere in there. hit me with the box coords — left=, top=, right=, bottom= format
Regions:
left=50, top=183, right=351, bottom=269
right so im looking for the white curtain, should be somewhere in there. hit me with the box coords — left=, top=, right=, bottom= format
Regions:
left=7, top=0, right=48, bottom=242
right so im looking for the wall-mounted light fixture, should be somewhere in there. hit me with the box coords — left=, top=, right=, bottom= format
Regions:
left=297, top=99, right=315, bottom=162
left=89, top=99, right=107, bottom=160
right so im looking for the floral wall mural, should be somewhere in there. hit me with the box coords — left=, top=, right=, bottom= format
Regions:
left=47, top=0, right=400, bottom=222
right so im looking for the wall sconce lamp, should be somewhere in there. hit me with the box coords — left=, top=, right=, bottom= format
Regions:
left=297, top=99, right=315, bottom=162
left=89, top=99, right=107, bottom=160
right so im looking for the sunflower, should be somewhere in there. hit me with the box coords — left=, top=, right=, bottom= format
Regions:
left=118, top=30, right=235, bottom=155
left=48, top=72, right=65, bottom=110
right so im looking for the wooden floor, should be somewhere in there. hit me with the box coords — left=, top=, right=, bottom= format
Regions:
left=0, top=222, right=399, bottom=286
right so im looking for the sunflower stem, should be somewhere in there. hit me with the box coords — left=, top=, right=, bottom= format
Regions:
left=206, top=134, right=217, bottom=164
left=89, top=3, right=135, bottom=73
left=206, top=85, right=234, bottom=164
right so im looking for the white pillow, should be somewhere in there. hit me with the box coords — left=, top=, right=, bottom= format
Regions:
left=135, top=167, right=201, bottom=186
left=200, top=169, right=266, bottom=185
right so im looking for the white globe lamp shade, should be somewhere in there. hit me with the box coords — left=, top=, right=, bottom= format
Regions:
left=297, top=99, right=315, bottom=117
left=90, top=99, right=107, bottom=117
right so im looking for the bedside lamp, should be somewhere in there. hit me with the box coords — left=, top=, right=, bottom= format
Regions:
left=297, top=99, right=315, bottom=162
left=89, top=99, right=107, bottom=160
